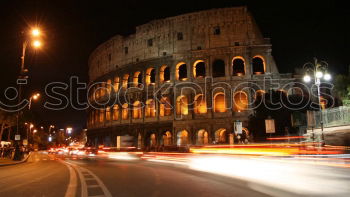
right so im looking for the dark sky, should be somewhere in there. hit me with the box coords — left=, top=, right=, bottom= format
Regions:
left=0, top=0, right=349, bottom=129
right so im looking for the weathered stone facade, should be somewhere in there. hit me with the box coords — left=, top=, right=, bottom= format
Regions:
left=87, top=7, right=294, bottom=149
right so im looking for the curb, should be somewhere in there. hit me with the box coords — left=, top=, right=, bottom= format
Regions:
left=0, top=152, right=32, bottom=167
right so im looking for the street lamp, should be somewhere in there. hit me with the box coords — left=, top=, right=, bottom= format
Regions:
left=303, top=57, right=331, bottom=146
left=28, top=93, right=40, bottom=110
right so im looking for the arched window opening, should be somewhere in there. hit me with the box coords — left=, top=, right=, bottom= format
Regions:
left=176, top=62, right=187, bottom=80
left=122, top=103, right=129, bottom=120
left=255, top=90, right=265, bottom=99
left=234, top=91, right=248, bottom=112
left=145, top=99, right=156, bottom=117
left=133, top=71, right=142, bottom=87
left=215, top=128, right=226, bottom=144
left=106, top=107, right=111, bottom=121
left=150, top=133, right=157, bottom=147
left=194, top=94, right=207, bottom=114
left=177, top=130, right=189, bottom=146
left=193, top=60, right=206, bottom=78
left=106, top=79, right=112, bottom=94
left=214, top=93, right=226, bottom=112
left=112, top=105, right=119, bottom=121
left=133, top=101, right=142, bottom=119
left=160, top=65, right=170, bottom=83
left=160, top=97, right=172, bottom=117
left=176, top=95, right=188, bottom=115
left=122, top=74, right=129, bottom=89
left=252, top=56, right=265, bottom=74
left=197, top=129, right=209, bottom=145
left=232, top=57, right=245, bottom=76
left=113, top=77, right=120, bottom=92
left=212, top=59, right=226, bottom=78
left=100, top=83, right=106, bottom=97
left=163, top=131, right=172, bottom=146
left=146, top=68, right=156, bottom=85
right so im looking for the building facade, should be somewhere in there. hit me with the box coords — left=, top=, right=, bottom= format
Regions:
left=87, top=7, right=294, bottom=148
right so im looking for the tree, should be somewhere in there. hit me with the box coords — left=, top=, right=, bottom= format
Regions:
left=334, top=72, right=350, bottom=106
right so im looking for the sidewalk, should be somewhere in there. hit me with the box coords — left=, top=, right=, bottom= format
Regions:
left=0, top=152, right=31, bottom=167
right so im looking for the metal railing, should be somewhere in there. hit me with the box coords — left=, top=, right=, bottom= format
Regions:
left=310, top=106, right=350, bottom=128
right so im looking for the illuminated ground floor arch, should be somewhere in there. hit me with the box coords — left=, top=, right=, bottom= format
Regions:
left=177, top=130, right=189, bottom=146
left=197, top=129, right=209, bottom=145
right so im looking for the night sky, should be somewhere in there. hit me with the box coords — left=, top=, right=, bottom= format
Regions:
left=0, top=0, right=349, bottom=130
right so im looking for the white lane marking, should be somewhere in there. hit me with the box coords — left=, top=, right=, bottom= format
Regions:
left=64, top=161, right=112, bottom=197
left=59, top=160, right=78, bottom=197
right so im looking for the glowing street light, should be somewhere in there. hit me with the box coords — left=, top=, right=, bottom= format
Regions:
left=33, top=129, right=37, bottom=133
left=32, top=40, right=42, bottom=48
left=28, top=93, right=40, bottom=110
left=303, top=58, right=331, bottom=146
left=31, top=28, right=40, bottom=37
left=66, top=127, right=72, bottom=134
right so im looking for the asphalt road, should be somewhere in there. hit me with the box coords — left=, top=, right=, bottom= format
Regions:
left=0, top=152, right=349, bottom=197
left=0, top=152, right=274, bottom=197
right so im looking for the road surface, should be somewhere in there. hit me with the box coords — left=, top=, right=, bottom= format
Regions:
left=0, top=151, right=349, bottom=197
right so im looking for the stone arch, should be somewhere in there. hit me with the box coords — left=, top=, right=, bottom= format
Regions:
left=113, top=76, right=120, bottom=92
left=215, top=128, right=227, bottom=144
left=193, top=60, right=206, bottom=78
left=176, top=95, right=188, bottom=115
left=112, top=105, right=119, bottom=120
left=213, top=92, right=226, bottom=112
left=177, top=130, right=189, bottom=146
left=197, top=129, right=209, bottom=145
left=122, top=74, right=130, bottom=89
left=133, top=71, right=142, bottom=87
left=162, top=131, right=172, bottom=146
left=145, top=99, right=156, bottom=117
left=252, top=55, right=265, bottom=74
left=160, top=65, right=170, bottom=82
left=160, top=97, right=172, bottom=116
left=194, top=94, right=207, bottom=114
left=133, top=101, right=142, bottom=119
left=122, top=103, right=129, bottom=120
left=233, top=91, right=248, bottom=112
left=232, top=56, right=245, bottom=76
left=176, top=62, right=187, bottom=80
left=137, top=133, right=142, bottom=149
left=150, top=133, right=157, bottom=147
left=106, top=79, right=112, bottom=94
left=106, top=106, right=111, bottom=121
left=212, top=59, right=226, bottom=78
left=146, top=67, right=156, bottom=85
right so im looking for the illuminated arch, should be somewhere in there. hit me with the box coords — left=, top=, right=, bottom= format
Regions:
left=150, top=133, right=157, bottom=147
left=233, top=91, right=248, bottom=112
left=112, top=105, right=119, bottom=121
left=133, top=101, right=142, bottom=119
left=122, top=74, right=130, bottom=89
left=197, top=129, right=209, bottom=145
left=252, top=55, right=265, bottom=74
left=106, top=79, right=112, bottom=94
left=232, top=56, right=245, bottom=76
left=160, top=65, right=170, bottom=83
left=193, top=60, right=206, bottom=78
left=133, top=71, right=142, bottom=87
left=177, top=130, right=189, bottom=146
left=176, top=62, right=187, bottom=80
left=106, top=106, right=111, bottom=121
left=146, top=67, right=156, bottom=85
left=113, top=76, right=120, bottom=92
left=160, top=97, right=172, bottom=116
left=215, top=128, right=226, bottom=143
left=214, top=92, right=226, bottom=112
left=176, top=95, right=188, bottom=115
left=122, top=103, right=129, bottom=120
left=194, top=94, right=207, bottom=114
left=145, top=99, right=156, bottom=117
left=163, top=131, right=172, bottom=146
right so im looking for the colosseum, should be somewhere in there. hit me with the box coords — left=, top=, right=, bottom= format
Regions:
left=87, top=6, right=294, bottom=149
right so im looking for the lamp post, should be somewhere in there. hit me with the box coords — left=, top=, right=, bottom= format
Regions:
left=14, top=27, right=43, bottom=161
left=28, top=93, right=40, bottom=110
left=303, top=58, right=331, bottom=146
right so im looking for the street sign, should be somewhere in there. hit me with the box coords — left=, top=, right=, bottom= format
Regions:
left=234, top=120, right=243, bottom=134
left=265, top=119, right=276, bottom=133
left=23, top=139, right=28, bottom=146
left=15, top=135, right=21, bottom=141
